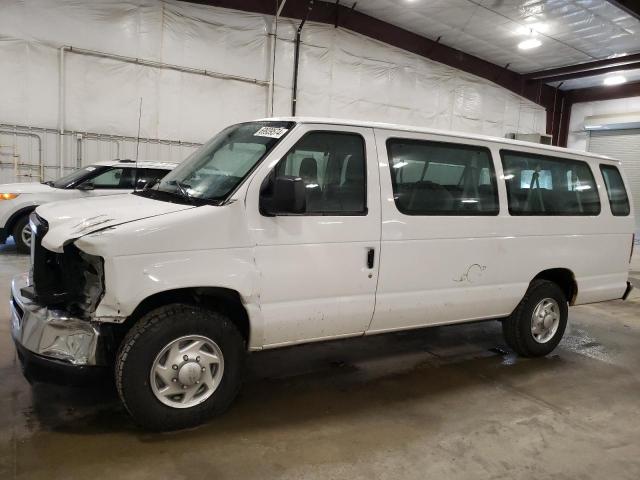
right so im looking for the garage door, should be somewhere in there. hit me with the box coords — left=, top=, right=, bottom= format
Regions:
left=588, top=129, right=640, bottom=229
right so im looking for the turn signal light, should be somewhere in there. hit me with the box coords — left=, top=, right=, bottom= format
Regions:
left=0, top=193, right=19, bottom=200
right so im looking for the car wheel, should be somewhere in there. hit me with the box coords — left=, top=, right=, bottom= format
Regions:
left=502, top=279, right=568, bottom=357
left=115, top=303, right=246, bottom=431
left=12, top=214, right=32, bottom=254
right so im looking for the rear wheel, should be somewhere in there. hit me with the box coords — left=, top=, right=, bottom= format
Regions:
left=12, top=214, right=32, bottom=254
left=115, top=304, right=245, bottom=431
left=502, top=279, right=568, bottom=357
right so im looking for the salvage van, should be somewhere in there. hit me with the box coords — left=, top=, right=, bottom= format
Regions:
left=10, top=118, right=635, bottom=430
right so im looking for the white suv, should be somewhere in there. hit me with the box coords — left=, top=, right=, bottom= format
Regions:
left=9, top=119, right=635, bottom=430
left=0, top=160, right=176, bottom=252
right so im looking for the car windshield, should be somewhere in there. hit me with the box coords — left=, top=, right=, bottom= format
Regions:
left=146, top=121, right=294, bottom=203
left=49, top=165, right=108, bottom=189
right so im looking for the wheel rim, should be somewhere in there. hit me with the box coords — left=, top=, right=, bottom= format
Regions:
left=530, top=298, right=561, bottom=344
left=150, top=335, right=224, bottom=409
left=20, top=223, right=32, bottom=248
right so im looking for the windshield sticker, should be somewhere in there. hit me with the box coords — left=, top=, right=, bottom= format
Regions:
left=254, top=126, right=288, bottom=139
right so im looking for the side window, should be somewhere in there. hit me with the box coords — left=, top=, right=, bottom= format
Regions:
left=387, top=139, right=499, bottom=215
left=136, top=168, right=169, bottom=189
left=267, top=131, right=366, bottom=214
left=600, top=165, right=630, bottom=216
left=90, top=167, right=135, bottom=189
left=501, top=150, right=600, bottom=216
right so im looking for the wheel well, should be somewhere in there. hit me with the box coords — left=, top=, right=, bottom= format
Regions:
left=6, top=207, right=36, bottom=235
left=118, top=287, right=251, bottom=346
left=532, top=268, right=577, bottom=305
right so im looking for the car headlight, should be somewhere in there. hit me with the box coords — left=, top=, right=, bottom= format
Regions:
left=0, top=193, right=19, bottom=200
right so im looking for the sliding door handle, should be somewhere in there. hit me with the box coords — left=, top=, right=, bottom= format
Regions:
left=367, top=248, right=375, bottom=269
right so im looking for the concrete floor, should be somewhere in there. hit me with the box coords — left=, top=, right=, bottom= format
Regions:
left=1, top=239, right=639, bottom=480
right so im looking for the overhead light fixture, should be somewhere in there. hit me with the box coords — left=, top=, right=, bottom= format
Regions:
left=603, top=75, right=627, bottom=86
left=518, top=38, right=542, bottom=50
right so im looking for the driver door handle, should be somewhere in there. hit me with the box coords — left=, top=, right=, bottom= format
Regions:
left=367, top=248, right=375, bottom=269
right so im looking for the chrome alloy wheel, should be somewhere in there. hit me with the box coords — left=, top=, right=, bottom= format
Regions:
left=150, top=335, right=224, bottom=409
left=21, top=223, right=32, bottom=248
left=530, top=298, right=561, bottom=344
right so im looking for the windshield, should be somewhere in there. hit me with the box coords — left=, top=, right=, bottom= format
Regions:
left=146, top=121, right=294, bottom=203
left=49, top=165, right=108, bottom=189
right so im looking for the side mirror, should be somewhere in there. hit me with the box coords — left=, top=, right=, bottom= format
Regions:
left=260, top=175, right=306, bottom=216
left=77, top=181, right=94, bottom=191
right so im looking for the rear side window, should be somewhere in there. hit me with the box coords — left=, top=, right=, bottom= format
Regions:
left=387, top=139, right=498, bottom=215
left=600, top=165, right=630, bottom=216
left=501, top=150, right=600, bottom=216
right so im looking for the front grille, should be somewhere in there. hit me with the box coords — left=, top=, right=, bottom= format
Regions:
left=27, top=213, right=104, bottom=316
left=30, top=213, right=67, bottom=304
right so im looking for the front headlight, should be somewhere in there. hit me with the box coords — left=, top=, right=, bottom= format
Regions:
left=0, top=193, right=19, bottom=200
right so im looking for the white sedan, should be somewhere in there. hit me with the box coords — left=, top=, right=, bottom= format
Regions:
left=0, top=159, right=176, bottom=253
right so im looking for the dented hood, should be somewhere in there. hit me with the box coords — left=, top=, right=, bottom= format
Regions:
left=36, top=193, right=195, bottom=252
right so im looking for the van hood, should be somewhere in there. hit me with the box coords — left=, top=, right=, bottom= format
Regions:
left=36, top=193, right=195, bottom=252
left=0, top=182, right=54, bottom=194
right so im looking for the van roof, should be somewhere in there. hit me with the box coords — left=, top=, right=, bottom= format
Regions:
left=260, top=116, right=618, bottom=164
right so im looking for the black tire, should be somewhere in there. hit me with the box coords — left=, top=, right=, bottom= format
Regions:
left=502, top=279, right=568, bottom=357
left=115, top=303, right=246, bottom=431
left=12, top=214, right=31, bottom=254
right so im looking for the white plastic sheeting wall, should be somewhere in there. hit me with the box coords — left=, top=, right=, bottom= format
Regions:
left=0, top=0, right=546, bottom=183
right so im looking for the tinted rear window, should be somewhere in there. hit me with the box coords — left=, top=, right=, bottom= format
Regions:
left=600, top=165, right=630, bottom=216
left=501, top=150, right=600, bottom=216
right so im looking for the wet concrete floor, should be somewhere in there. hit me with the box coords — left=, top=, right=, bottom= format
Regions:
left=1, top=239, right=639, bottom=479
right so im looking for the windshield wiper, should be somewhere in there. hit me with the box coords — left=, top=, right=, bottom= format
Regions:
left=42, top=181, right=54, bottom=186
left=166, top=180, right=195, bottom=205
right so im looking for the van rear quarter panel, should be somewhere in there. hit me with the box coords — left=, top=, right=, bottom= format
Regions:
left=369, top=129, right=633, bottom=334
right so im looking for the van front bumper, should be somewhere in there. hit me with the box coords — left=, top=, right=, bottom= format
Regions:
left=10, top=273, right=108, bottom=384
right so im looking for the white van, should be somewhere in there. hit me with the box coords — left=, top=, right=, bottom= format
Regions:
left=0, top=160, right=176, bottom=253
left=10, top=118, right=634, bottom=430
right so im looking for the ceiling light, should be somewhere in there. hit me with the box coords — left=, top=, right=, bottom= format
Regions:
left=603, top=75, right=627, bottom=86
left=518, top=38, right=542, bottom=50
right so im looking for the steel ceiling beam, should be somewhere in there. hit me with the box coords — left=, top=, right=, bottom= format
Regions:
left=565, top=80, right=640, bottom=104
left=525, top=53, right=640, bottom=82
left=608, top=1, right=640, bottom=21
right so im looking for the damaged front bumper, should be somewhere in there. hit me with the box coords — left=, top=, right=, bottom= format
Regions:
left=10, top=273, right=108, bottom=383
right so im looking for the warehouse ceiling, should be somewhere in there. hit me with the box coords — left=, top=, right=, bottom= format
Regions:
left=355, top=0, right=640, bottom=74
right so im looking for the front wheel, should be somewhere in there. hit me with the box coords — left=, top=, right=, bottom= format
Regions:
left=115, top=304, right=245, bottom=431
left=502, top=279, right=568, bottom=357
left=12, top=214, right=32, bottom=254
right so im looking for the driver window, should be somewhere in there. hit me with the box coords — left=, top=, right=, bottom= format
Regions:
left=90, top=167, right=134, bottom=189
left=271, top=131, right=367, bottom=215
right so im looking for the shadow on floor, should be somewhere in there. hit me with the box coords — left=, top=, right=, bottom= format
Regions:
left=12, top=320, right=569, bottom=439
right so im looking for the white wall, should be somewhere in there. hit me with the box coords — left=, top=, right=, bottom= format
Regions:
left=0, top=0, right=546, bottom=182
left=567, top=96, right=640, bottom=151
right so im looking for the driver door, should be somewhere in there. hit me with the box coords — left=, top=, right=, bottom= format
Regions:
left=245, top=124, right=381, bottom=348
